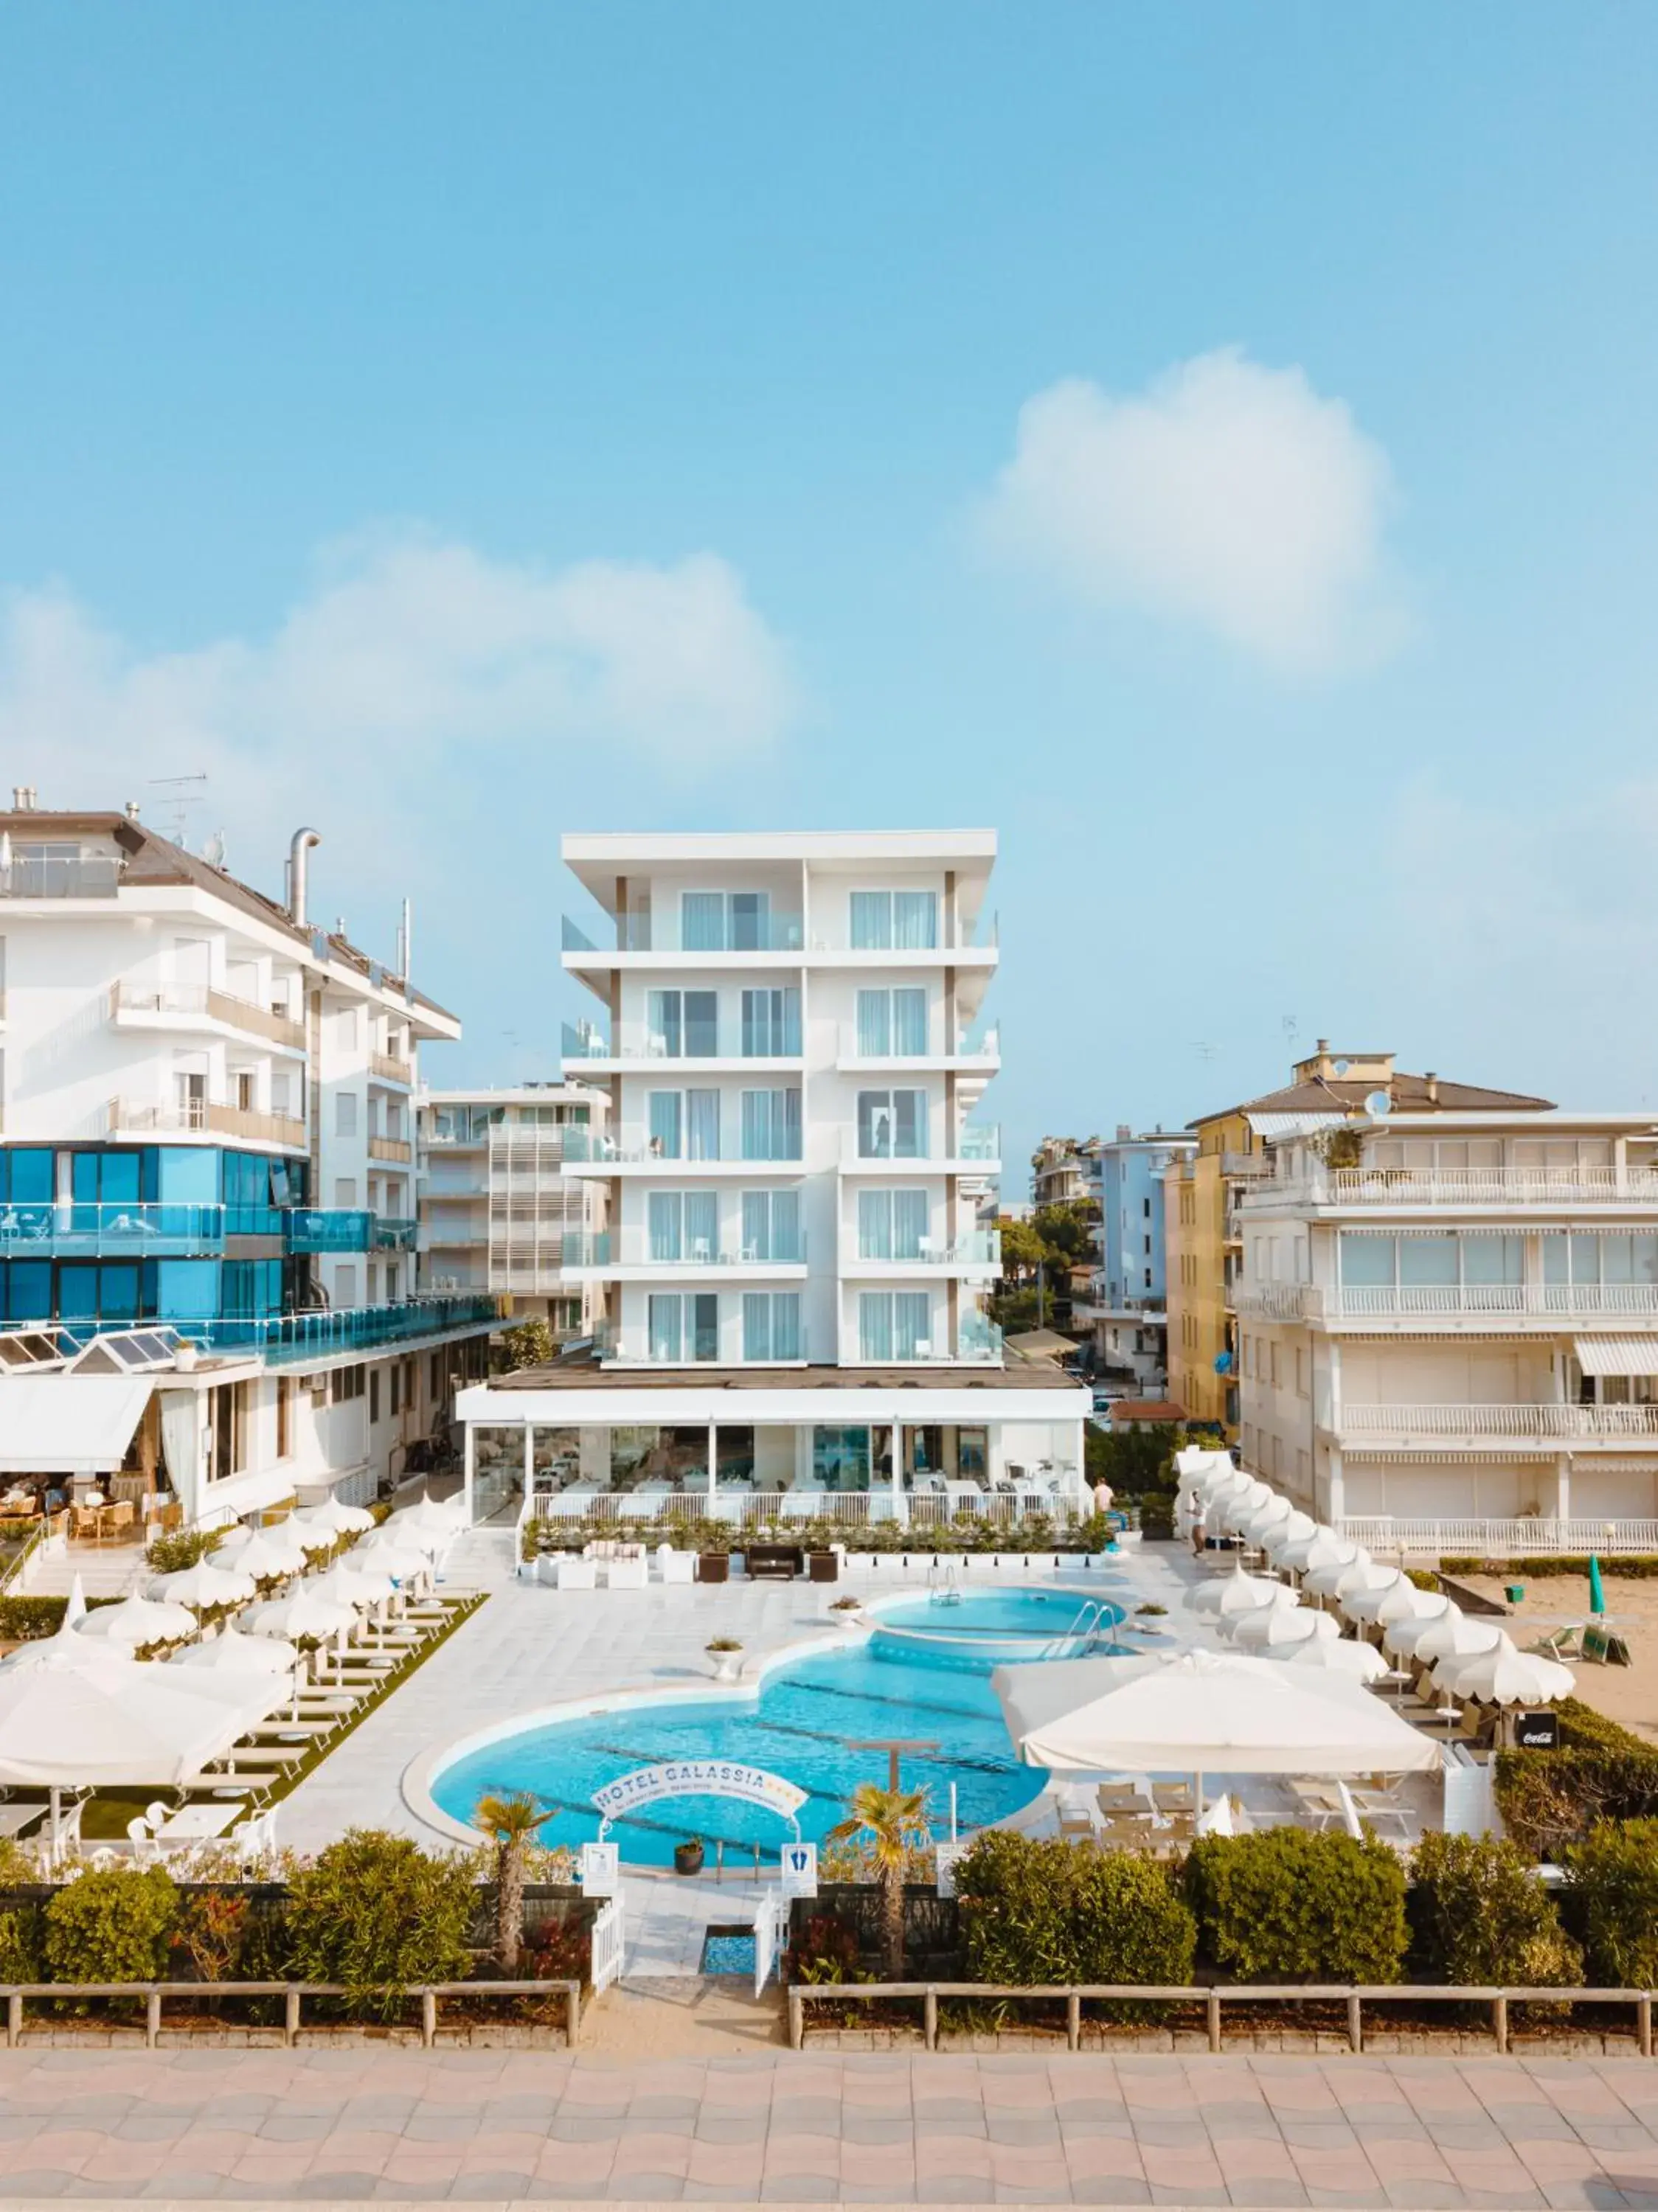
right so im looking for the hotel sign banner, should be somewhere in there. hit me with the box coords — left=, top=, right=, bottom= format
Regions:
left=594, top=1761, right=808, bottom=1833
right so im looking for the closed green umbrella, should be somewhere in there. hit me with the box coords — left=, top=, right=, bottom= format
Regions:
left=1589, top=1555, right=1606, bottom=1616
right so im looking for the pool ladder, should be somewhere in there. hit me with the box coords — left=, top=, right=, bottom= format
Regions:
left=1045, top=1599, right=1109, bottom=1659
left=927, top=1562, right=963, bottom=1607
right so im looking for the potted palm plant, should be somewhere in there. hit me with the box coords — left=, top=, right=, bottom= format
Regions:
left=471, top=1790, right=555, bottom=1974
left=827, top=1781, right=932, bottom=1982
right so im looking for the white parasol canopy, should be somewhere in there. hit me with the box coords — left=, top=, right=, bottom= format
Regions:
left=74, top=1593, right=198, bottom=1647
left=1262, top=1510, right=1320, bottom=1560
left=169, top=1624, right=301, bottom=1677
left=1339, top=1569, right=1412, bottom=1624
left=1381, top=1593, right=1455, bottom=1658
left=1229, top=1602, right=1341, bottom=1652
left=291, top=1496, right=376, bottom=1540
left=1213, top=1586, right=1302, bottom=1639
left=1273, top=1637, right=1392, bottom=1683
left=241, top=1587, right=361, bottom=1644
left=1303, top=1549, right=1388, bottom=1601
left=150, top=1558, right=258, bottom=1610
left=0, top=1644, right=277, bottom=1787
left=1188, top=1565, right=1286, bottom=1618
left=1435, top=1643, right=1573, bottom=1706
left=1366, top=1578, right=1442, bottom=1628
left=310, top=1562, right=393, bottom=1610
left=1277, top=1528, right=1353, bottom=1575
left=215, top=1524, right=311, bottom=1579
left=993, top=1649, right=1442, bottom=1777
left=352, top=1529, right=434, bottom=1579
left=1407, top=1611, right=1508, bottom=1666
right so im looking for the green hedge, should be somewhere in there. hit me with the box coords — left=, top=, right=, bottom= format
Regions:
left=1494, top=1699, right=1658, bottom=1855
left=283, top=1830, right=474, bottom=2020
left=953, top=1831, right=1196, bottom=1987
left=1184, top=1831, right=1409, bottom=1983
left=0, top=1594, right=122, bottom=1641
left=1409, top=1831, right=1581, bottom=1985
left=522, top=1514, right=1113, bottom=1559
left=1440, top=1555, right=1658, bottom=1579
left=1564, top=1820, right=1658, bottom=1986
left=44, top=1867, right=179, bottom=1983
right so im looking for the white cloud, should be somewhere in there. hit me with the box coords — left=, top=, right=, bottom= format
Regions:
left=0, top=529, right=797, bottom=854
left=977, top=348, right=1404, bottom=674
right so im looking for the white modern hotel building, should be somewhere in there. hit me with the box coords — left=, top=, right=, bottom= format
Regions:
left=455, top=830, right=1088, bottom=1524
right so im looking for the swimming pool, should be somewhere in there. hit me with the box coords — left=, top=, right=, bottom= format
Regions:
left=426, top=1588, right=1131, bottom=1868
left=868, top=1587, right=1125, bottom=1668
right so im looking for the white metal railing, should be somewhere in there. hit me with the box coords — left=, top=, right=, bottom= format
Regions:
left=1245, top=1166, right=1658, bottom=1211
left=1341, top=1402, right=1658, bottom=1440
left=591, top=1899, right=624, bottom=1992
left=521, top=1486, right=1078, bottom=1528
left=1233, top=1284, right=1309, bottom=1321
left=1340, top=1515, right=1658, bottom=1556
left=1238, top=1281, right=1658, bottom=1323
left=110, top=1097, right=306, bottom=1147
left=754, top=1890, right=785, bottom=1998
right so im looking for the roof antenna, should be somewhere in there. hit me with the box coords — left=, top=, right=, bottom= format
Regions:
left=148, top=771, right=207, bottom=846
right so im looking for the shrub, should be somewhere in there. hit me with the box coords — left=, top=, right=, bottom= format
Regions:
left=1564, top=1819, right=1658, bottom=1986
left=953, top=1832, right=1196, bottom=1987
left=1138, top=1497, right=1176, bottom=1541
left=172, top=1888, right=252, bottom=1983
left=283, top=1829, right=475, bottom=2019
left=1409, top=1831, right=1581, bottom=1986
left=1404, top=1568, right=1440, bottom=1592
left=44, top=1866, right=179, bottom=1983
left=1184, top=1831, right=1408, bottom=1983
left=145, top=1528, right=223, bottom=1574
left=1494, top=1700, right=1658, bottom=1854
left=500, top=1317, right=555, bottom=1371
left=1440, top=1555, right=1658, bottom=1580
left=0, top=1907, right=39, bottom=1983
left=784, top=1912, right=867, bottom=1985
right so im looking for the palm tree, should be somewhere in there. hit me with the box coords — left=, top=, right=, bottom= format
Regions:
left=473, top=1792, right=554, bottom=1972
left=828, top=1782, right=932, bottom=1981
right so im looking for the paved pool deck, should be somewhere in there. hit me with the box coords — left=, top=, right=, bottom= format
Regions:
left=2, top=2045, right=1657, bottom=2205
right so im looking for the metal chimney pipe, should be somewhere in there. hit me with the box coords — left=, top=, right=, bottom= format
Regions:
left=399, top=897, right=413, bottom=979
left=287, top=827, right=321, bottom=926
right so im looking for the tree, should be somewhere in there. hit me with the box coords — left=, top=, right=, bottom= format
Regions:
left=500, top=1317, right=555, bottom=1371
left=472, top=1792, right=555, bottom=1972
left=828, top=1784, right=932, bottom=1980
left=995, top=1214, right=1047, bottom=1284
left=1031, top=1202, right=1095, bottom=1270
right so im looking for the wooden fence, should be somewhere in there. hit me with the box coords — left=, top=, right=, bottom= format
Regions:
left=787, top=1980, right=1658, bottom=2056
left=0, top=1977, right=583, bottom=2048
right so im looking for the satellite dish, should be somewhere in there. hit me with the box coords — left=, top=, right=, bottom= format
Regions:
left=1365, top=1090, right=1392, bottom=1118
left=202, top=829, right=227, bottom=869
left=1333, top=1058, right=1350, bottom=1076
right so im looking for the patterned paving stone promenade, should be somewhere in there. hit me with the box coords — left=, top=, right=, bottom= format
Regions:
left=2, top=2045, right=1658, bottom=2206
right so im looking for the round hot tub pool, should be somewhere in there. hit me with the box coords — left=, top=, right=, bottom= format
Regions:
left=867, top=1587, right=1127, bottom=1669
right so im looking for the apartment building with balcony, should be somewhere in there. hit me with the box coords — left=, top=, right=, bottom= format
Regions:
left=454, top=831, right=1086, bottom=1523
left=1220, top=1051, right=1658, bottom=1531
left=1075, top=1126, right=1196, bottom=1391
left=0, top=800, right=499, bottom=1525
left=418, top=1082, right=608, bottom=1330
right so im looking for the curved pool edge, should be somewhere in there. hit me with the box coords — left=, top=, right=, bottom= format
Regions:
left=399, top=1580, right=1117, bottom=1853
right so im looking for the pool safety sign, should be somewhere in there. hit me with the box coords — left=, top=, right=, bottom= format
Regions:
left=780, top=1841, right=818, bottom=1899
left=593, top=1761, right=809, bottom=1835
left=580, top=1842, right=620, bottom=1896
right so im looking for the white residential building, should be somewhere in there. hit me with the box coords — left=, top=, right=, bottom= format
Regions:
left=1233, top=1069, right=1658, bottom=1538
left=455, top=830, right=1086, bottom=1523
left=0, top=801, right=499, bottom=1525
left=418, top=1082, right=608, bottom=1331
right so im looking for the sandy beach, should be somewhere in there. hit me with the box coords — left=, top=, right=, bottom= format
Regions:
left=1457, top=1570, right=1658, bottom=1744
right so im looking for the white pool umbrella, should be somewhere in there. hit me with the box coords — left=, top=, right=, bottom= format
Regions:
left=1339, top=1569, right=1411, bottom=1625
left=1230, top=1603, right=1341, bottom=1651
left=1277, top=1527, right=1352, bottom=1574
left=0, top=1624, right=131, bottom=1675
left=0, top=1644, right=275, bottom=1788
left=311, top=1562, right=393, bottom=1609
left=242, top=1588, right=360, bottom=1644
left=74, top=1593, right=198, bottom=1647
left=1263, top=1511, right=1320, bottom=1560
left=1174, top=1447, right=1234, bottom=1481
left=1213, top=1586, right=1301, bottom=1638
left=1436, top=1644, right=1574, bottom=1706
left=150, top=1558, right=257, bottom=1610
left=1367, top=1579, right=1441, bottom=1628
left=1238, top=1502, right=1294, bottom=1545
left=1409, top=1611, right=1508, bottom=1666
left=215, top=1525, right=309, bottom=1579
left=169, top=1624, right=300, bottom=1677
left=1381, top=1593, right=1454, bottom=1658
left=1188, top=1565, right=1286, bottom=1618
left=291, top=1497, right=375, bottom=1539
left=1275, top=1637, right=1392, bottom=1684
left=1218, top=1481, right=1274, bottom=1528
left=995, top=1650, right=1442, bottom=1778
left=353, top=1528, right=434, bottom=1575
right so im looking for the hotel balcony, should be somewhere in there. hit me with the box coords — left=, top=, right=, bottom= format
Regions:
left=833, top=1023, right=1000, bottom=1075
left=560, top=1019, right=803, bottom=1076
left=1242, top=1166, right=1658, bottom=1214
left=110, top=983, right=306, bottom=1052
left=561, top=1229, right=808, bottom=1281
left=838, top=1231, right=1002, bottom=1278
left=1, top=853, right=122, bottom=899
left=562, top=912, right=805, bottom=965
left=173, top=1292, right=504, bottom=1366
left=108, top=1098, right=307, bottom=1151
left=561, top=1127, right=803, bottom=1178
left=0, top=1200, right=229, bottom=1259
left=838, top=1125, right=1002, bottom=1176
left=368, top=1135, right=413, bottom=1164
left=1334, top=1402, right=1658, bottom=1447
left=1235, top=1281, right=1658, bottom=1330
left=370, top=1050, right=414, bottom=1086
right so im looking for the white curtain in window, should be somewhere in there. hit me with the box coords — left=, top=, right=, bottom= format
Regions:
left=684, top=1191, right=718, bottom=1260
left=648, top=1093, right=682, bottom=1159
left=856, top=991, right=891, bottom=1057
left=892, top=989, right=927, bottom=1055
left=681, top=893, right=724, bottom=951
left=895, top=1292, right=930, bottom=1358
left=648, top=1191, right=682, bottom=1262
left=771, top=1293, right=801, bottom=1359
left=892, top=1189, right=929, bottom=1259
left=649, top=1295, right=682, bottom=1363
left=850, top=891, right=889, bottom=950
left=743, top=1293, right=771, bottom=1361
left=859, top=1293, right=892, bottom=1363
left=858, top=1189, right=892, bottom=1260
left=685, top=1091, right=721, bottom=1160
left=893, top=891, right=937, bottom=950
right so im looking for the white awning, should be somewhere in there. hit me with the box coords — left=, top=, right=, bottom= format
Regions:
left=0, top=1376, right=153, bottom=1475
left=1573, top=1337, right=1658, bottom=1378
left=1245, top=1113, right=1345, bottom=1140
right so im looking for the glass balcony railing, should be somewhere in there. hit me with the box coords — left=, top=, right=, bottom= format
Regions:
left=372, top=1217, right=419, bottom=1251
left=1, top=852, right=122, bottom=899
left=563, top=1126, right=802, bottom=1166
left=174, top=1293, right=503, bottom=1365
left=957, top=1314, right=1005, bottom=1363
left=561, top=913, right=805, bottom=956
left=958, top=1123, right=1001, bottom=1161
left=0, top=1201, right=226, bottom=1258
left=563, top=1019, right=802, bottom=1062
left=282, top=1208, right=373, bottom=1254
left=562, top=1230, right=807, bottom=1269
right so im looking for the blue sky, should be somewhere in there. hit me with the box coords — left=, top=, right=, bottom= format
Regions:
left=4, top=4, right=1657, bottom=1171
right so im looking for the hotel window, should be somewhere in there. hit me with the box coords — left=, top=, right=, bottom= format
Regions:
left=648, top=990, right=718, bottom=1058
left=740, top=1088, right=801, bottom=1161
left=277, top=1376, right=293, bottom=1459
left=855, top=988, right=928, bottom=1057
left=648, top=1189, right=718, bottom=1262
left=859, top=1290, right=931, bottom=1362
left=740, top=988, right=800, bottom=1058
left=210, top=1381, right=251, bottom=1479
left=741, top=1188, right=801, bottom=1262
left=858, top=1187, right=929, bottom=1262
left=856, top=1089, right=927, bottom=1159
left=647, top=1089, right=721, bottom=1160
left=681, top=890, right=771, bottom=952
left=370, top=1370, right=381, bottom=1425
left=742, top=1290, right=801, bottom=1360
left=335, top=1090, right=358, bottom=1138
left=850, top=890, right=938, bottom=951
left=1339, top=1232, right=1525, bottom=1302
left=648, top=1291, right=718, bottom=1363
left=1544, top=1232, right=1658, bottom=1292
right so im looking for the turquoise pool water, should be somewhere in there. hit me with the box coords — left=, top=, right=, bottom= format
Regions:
left=431, top=1587, right=1129, bottom=1868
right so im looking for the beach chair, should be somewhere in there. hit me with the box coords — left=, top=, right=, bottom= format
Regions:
left=1533, top=1624, right=1584, bottom=1662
